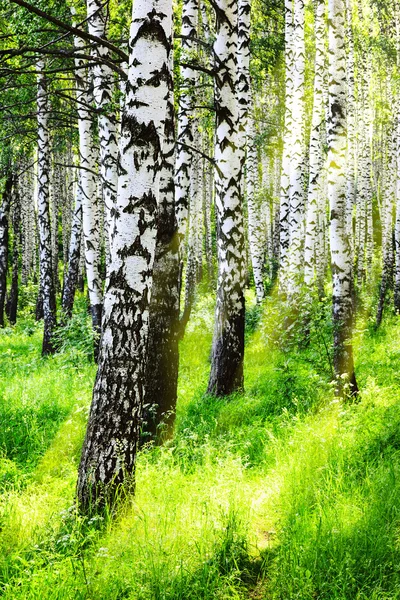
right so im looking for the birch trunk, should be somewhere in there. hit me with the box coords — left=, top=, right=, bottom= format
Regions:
left=37, top=62, right=57, bottom=355
left=207, top=0, right=246, bottom=396
left=142, top=73, right=180, bottom=444
left=62, top=179, right=83, bottom=321
left=8, top=183, right=21, bottom=325
left=174, top=0, right=197, bottom=242
left=73, top=31, right=103, bottom=351
left=76, top=0, right=173, bottom=510
left=286, top=0, right=306, bottom=297
left=327, top=0, right=357, bottom=395
left=304, top=0, right=325, bottom=287
left=87, top=0, right=119, bottom=247
left=0, top=175, right=12, bottom=327
left=279, top=0, right=294, bottom=287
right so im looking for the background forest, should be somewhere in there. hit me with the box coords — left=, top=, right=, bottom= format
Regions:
left=0, top=0, right=400, bottom=597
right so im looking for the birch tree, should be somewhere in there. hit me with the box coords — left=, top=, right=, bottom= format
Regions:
left=207, top=0, right=246, bottom=396
left=87, top=0, right=119, bottom=247
left=73, top=28, right=103, bottom=351
left=0, top=174, right=12, bottom=328
left=76, top=0, right=173, bottom=510
left=37, top=61, right=57, bottom=355
left=304, top=0, right=326, bottom=287
left=327, top=0, right=358, bottom=395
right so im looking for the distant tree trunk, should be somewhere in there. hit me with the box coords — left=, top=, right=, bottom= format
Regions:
left=0, top=174, right=12, bottom=328
left=327, top=0, right=357, bottom=395
left=203, top=146, right=214, bottom=283
left=20, top=163, right=36, bottom=285
left=73, top=31, right=103, bottom=354
left=247, top=116, right=266, bottom=302
left=174, top=0, right=197, bottom=243
left=36, top=61, right=57, bottom=355
left=376, top=157, right=394, bottom=326
left=279, top=0, right=294, bottom=289
left=395, top=107, right=400, bottom=312
left=304, top=0, right=325, bottom=287
left=207, top=0, right=246, bottom=396
left=62, top=179, right=83, bottom=321
left=76, top=0, right=173, bottom=511
left=286, top=0, right=306, bottom=298
left=50, top=164, right=60, bottom=291
left=87, top=0, right=119, bottom=248
left=61, top=156, right=74, bottom=268
left=8, top=183, right=21, bottom=325
left=181, top=124, right=201, bottom=333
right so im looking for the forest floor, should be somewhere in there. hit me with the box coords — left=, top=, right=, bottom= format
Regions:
left=1, top=287, right=400, bottom=599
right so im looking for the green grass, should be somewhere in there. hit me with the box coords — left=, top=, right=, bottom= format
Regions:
left=1, top=290, right=400, bottom=597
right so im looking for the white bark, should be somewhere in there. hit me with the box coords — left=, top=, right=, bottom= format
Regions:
left=304, top=0, right=326, bottom=287
left=77, top=0, right=173, bottom=509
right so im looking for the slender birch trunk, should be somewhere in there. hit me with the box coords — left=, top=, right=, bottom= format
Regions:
left=345, top=0, right=356, bottom=253
left=327, top=0, right=358, bottom=395
left=377, top=132, right=395, bottom=326
left=37, top=62, right=57, bottom=355
left=207, top=0, right=246, bottom=396
left=62, top=179, right=83, bottom=321
left=247, top=118, right=266, bottom=302
left=8, top=183, right=21, bottom=325
left=0, top=174, right=12, bottom=328
left=286, top=0, right=306, bottom=298
left=76, top=0, right=173, bottom=510
left=87, top=0, right=119, bottom=248
left=279, top=0, right=294, bottom=288
left=175, top=0, right=197, bottom=242
left=394, top=103, right=400, bottom=312
left=304, top=0, right=325, bottom=287
left=73, top=30, right=103, bottom=351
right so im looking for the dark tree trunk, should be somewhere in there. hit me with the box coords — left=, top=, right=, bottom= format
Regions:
left=0, top=174, right=12, bottom=327
left=376, top=229, right=394, bottom=328
left=35, top=287, right=44, bottom=321
left=141, top=89, right=180, bottom=445
left=62, top=187, right=83, bottom=321
left=8, top=186, right=21, bottom=325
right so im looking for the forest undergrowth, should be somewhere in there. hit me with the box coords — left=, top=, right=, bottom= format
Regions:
left=1, top=286, right=400, bottom=599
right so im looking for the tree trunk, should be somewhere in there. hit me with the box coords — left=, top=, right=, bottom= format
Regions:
left=8, top=183, right=21, bottom=325
left=174, top=0, right=198, bottom=243
left=0, top=174, right=12, bottom=328
left=141, top=77, right=180, bottom=444
left=207, top=0, right=246, bottom=396
left=304, top=0, right=325, bottom=287
left=247, top=117, right=266, bottom=302
left=279, top=0, right=294, bottom=290
left=87, top=0, right=119, bottom=250
left=36, top=61, right=57, bottom=355
left=62, top=178, right=83, bottom=321
left=327, top=0, right=358, bottom=396
left=73, top=30, right=103, bottom=355
left=286, top=0, right=306, bottom=298
left=76, top=0, right=173, bottom=511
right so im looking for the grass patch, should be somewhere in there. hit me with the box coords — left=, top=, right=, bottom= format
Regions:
left=1, top=292, right=400, bottom=598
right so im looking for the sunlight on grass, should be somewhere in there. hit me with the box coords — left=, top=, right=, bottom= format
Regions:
left=1, top=295, right=400, bottom=598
